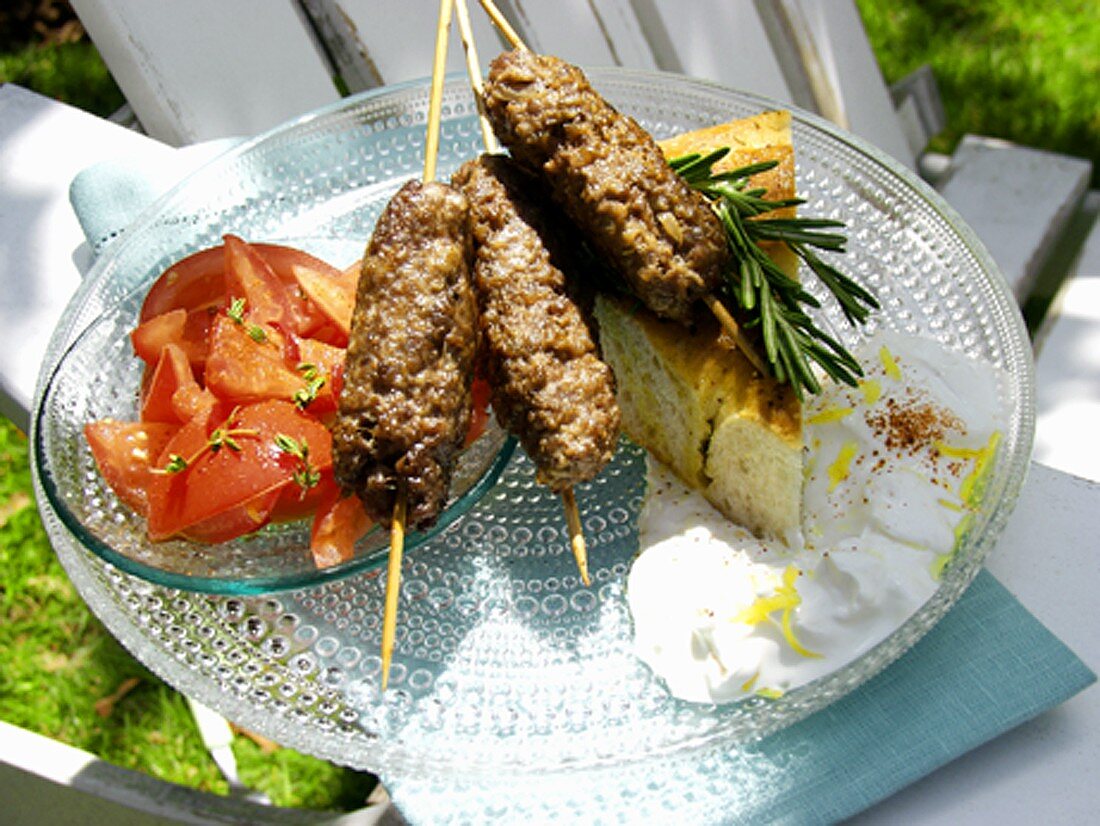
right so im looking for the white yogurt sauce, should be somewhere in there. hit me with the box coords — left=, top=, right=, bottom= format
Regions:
left=627, top=330, right=1004, bottom=704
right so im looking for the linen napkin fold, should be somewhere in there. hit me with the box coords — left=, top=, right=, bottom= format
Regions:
left=386, top=570, right=1095, bottom=824
left=69, top=137, right=242, bottom=258
left=68, top=149, right=1096, bottom=825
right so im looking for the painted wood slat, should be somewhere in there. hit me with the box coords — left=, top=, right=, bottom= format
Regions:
left=70, top=0, right=341, bottom=145
left=319, top=0, right=506, bottom=88
left=627, top=0, right=795, bottom=105
left=790, top=0, right=914, bottom=165
left=495, top=0, right=655, bottom=69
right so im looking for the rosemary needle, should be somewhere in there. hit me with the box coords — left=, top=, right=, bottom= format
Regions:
left=671, top=150, right=879, bottom=399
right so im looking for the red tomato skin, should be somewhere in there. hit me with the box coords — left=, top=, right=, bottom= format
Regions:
left=145, top=400, right=333, bottom=542
left=180, top=487, right=282, bottom=544
left=255, top=245, right=345, bottom=341
left=84, top=420, right=179, bottom=516
left=132, top=308, right=185, bottom=366
left=141, top=240, right=351, bottom=329
left=140, top=245, right=226, bottom=322
left=464, top=375, right=492, bottom=447
left=104, top=241, right=392, bottom=555
left=270, top=469, right=339, bottom=523
left=294, top=337, right=345, bottom=415
left=223, top=234, right=300, bottom=331
left=291, top=262, right=357, bottom=345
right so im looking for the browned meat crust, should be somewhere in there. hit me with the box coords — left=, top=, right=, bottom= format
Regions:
left=332, top=180, right=477, bottom=529
left=453, top=155, right=620, bottom=490
left=482, top=49, right=730, bottom=323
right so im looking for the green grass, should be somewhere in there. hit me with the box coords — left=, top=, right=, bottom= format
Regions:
left=857, top=0, right=1100, bottom=184
left=0, top=40, right=124, bottom=116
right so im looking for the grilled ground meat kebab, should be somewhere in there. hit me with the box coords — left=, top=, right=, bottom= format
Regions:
left=453, top=154, right=620, bottom=490
left=481, top=48, right=730, bottom=324
left=332, top=180, right=477, bottom=530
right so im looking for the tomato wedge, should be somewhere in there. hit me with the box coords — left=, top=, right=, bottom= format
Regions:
left=84, top=420, right=179, bottom=516
left=256, top=244, right=348, bottom=342
left=204, top=315, right=304, bottom=406
left=291, top=262, right=358, bottom=344
left=294, top=337, right=345, bottom=415
left=140, top=245, right=226, bottom=322
left=223, top=234, right=300, bottom=330
left=91, top=238, right=496, bottom=571
left=141, top=343, right=218, bottom=425
left=145, top=400, right=333, bottom=542
left=132, top=307, right=214, bottom=373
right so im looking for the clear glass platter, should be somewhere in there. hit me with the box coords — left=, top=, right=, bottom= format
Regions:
left=31, top=69, right=1034, bottom=780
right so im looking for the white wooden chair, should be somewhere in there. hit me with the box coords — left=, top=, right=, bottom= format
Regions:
left=69, top=0, right=915, bottom=162
left=2, top=1, right=1096, bottom=822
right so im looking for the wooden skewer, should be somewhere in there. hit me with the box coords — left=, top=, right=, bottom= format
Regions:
left=454, top=0, right=498, bottom=153
left=380, top=0, right=456, bottom=695
left=423, top=0, right=457, bottom=185
left=703, top=294, right=769, bottom=376
left=380, top=484, right=406, bottom=692
left=461, top=0, right=592, bottom=588
left=475, top=0, right=527, bottom=51
left=561, top=487, right=590, bottom=587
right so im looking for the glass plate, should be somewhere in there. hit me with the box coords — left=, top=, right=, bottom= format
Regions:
left=31, top=69, right=1034, bottom=779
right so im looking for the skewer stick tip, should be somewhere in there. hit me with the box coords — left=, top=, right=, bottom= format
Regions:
left=561, top=487, right=590, bottom=587
left=423, top=0, right=457, bottom=184
left=380, top=489, right=407, bottom=694
left=454, top=0, right=499, bottom=154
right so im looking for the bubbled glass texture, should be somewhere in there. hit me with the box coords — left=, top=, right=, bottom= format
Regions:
left=31, top=71, right=1033, bottom=779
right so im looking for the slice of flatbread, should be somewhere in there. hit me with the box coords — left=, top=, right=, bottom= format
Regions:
left=594, top=111, right=803, bottom=539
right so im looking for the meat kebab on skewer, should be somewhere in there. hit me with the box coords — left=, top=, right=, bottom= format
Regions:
left=331, top=179, right=476, bottom=533
left=480, top=48, right=731, bottom=327
left=452, top=154, right=621, bottom=585
left=473, top=5, right=876, bottom=397
left=332, top=0, right=475, bottom=691
left=452, top=0, right=620, bottom=585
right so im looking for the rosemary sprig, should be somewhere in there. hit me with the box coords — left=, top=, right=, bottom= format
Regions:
left=671, top=148, right=879, bottom=398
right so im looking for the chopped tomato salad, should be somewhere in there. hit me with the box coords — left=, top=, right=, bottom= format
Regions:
left=85, top=236, right=487, bottom=569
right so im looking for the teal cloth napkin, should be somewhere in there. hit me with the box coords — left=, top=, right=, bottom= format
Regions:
left=386, top=570, right=1095, bottom=823
left=69, top=137, right=242, bottom=258
left=69, top=151, right=1096, bottom=826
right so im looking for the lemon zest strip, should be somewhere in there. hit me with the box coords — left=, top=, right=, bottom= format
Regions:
left=827, top=441, right=859, bottom=492
left=807, top=406, right=854, bottom=425
left=879, top=345, right=902, bottom=380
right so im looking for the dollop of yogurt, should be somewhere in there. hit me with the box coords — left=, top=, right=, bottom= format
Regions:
left=627, top=330, right=1004, bottom=704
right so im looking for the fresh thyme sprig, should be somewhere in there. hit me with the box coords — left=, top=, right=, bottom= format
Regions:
left=671, top=148, right=879, bottom=398
left=274, top=433, right=321, bottom=494
left=153, top=411, right=259, bottom=474
left=293, top=362, right=327, bottom=410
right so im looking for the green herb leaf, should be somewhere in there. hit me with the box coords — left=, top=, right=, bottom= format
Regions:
left=671, top=151, right=880, bottom=398
left=274, top=434, right=321, bottom=493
